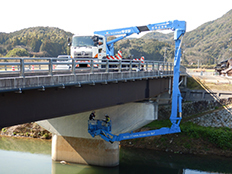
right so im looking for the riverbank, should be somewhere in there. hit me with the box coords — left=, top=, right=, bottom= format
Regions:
left=0, top=122, right=52, bottom=139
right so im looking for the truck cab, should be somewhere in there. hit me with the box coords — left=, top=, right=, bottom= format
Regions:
left=69, top=35, right=107, bottom=60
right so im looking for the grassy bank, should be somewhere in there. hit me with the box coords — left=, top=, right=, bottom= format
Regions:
left=147, top=120, right=232, bottom=150
left=120, top=112, right=232, bottom=157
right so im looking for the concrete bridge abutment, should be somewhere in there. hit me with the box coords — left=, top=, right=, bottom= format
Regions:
left=37, top=101, right=158, bottom=167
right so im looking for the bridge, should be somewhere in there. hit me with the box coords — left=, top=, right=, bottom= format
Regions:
left=0, top=57, right=187, bottom=166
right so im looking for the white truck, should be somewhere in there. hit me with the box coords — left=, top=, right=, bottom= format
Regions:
left=68, top=35, right=107, bottom=67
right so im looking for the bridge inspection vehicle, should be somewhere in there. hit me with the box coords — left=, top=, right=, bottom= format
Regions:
left=68, top=21, right=151, bottom=66
left=88, top=20, right=186, bottom=143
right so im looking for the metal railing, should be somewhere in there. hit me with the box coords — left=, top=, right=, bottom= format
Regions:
left=0, top=57, right=175, bottom=77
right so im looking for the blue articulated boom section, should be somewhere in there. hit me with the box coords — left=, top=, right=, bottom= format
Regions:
left=88, top=119, right=181, bottom=143
left=89, top=20, right=186, bottom=143
left=94, top=20, right=186, bottom=56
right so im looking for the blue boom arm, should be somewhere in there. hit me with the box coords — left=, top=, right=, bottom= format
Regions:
left=89, top=20, right=186, bottom=143
left=88, top=120, right=181, bottom=143
left=94, top=20, right=186, bottom=56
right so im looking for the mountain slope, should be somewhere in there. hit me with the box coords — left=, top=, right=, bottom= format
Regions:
left=141, top=31, right=173, bottom=42
left=183, top=9, right=232, bottom=64
left=114, top=38, right=174, bottom=61
left=141, top=9, right=232, bottom=65
left=0, top=27, right=73, bottom=57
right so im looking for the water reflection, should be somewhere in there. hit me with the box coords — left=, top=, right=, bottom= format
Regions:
left=119, top=147, right=232, bottom=174
left=0, top=136, right=51, bottom=174
left=1, top=136, right=232, bottom=174
left=52, top=161, right=119, bottom=174
left=0, top=136, right=51, bottom=154
left=0, top=150, right=51, bottom=174
left=51, top=147, right=232, bottom=174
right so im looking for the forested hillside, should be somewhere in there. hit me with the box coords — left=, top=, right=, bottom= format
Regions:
left=142, top=9, right=232, bottom=65
left=183, top=9, right=232, bottom=65
left=114, top=38, right=174, bottom=61
left=0, top=27, right=73, bottom=57
left=141, top=31, right=173, bottom=42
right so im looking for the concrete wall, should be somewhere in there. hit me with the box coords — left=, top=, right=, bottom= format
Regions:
left=181, top=89, right=232, bottom=101
left=158, top=99, right=232, bottom=120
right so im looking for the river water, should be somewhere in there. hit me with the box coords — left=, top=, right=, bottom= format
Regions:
left=0, top=136, right=232, bottom=174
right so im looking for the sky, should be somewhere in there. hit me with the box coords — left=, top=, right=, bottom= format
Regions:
left=1, top=0, right=231, bottom=37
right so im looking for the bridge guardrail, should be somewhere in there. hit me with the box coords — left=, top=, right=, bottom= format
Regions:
left=0, top=57, right=176, bottom=77
left=0, top=57, right=188, bottom=92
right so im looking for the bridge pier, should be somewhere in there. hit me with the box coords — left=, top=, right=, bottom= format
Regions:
left=52, top=135, right=119, bottom=166
left=37, top=101, right=157, bottom=167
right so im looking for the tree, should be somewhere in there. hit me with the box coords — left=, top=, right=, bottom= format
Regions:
left=30, top=38, right=42, bottom=52
left=5, top=48, right=29, bottom=57
left=39, top=40, right=64, bottom=57
left=12, top=37, right=20, bottom=46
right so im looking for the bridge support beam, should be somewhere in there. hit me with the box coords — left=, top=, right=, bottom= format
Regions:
left=37, top=101, right=157, bottom=167
left=52, top=135, right=119, bottom=166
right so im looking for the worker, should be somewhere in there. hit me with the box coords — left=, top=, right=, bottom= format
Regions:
left=89, top=111, right=95, bottom=120
left=103, top=114, right=110, bottom=126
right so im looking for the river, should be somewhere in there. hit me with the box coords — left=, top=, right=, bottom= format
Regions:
left=0, top=136, right=232, bottom=174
